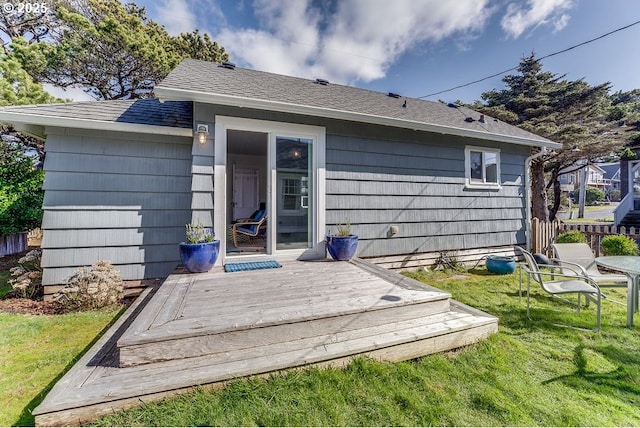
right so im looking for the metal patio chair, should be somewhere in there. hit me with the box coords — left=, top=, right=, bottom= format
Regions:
left=551, top=242, right=627, bottom=288
left=518, top=247, right=603, bottom=332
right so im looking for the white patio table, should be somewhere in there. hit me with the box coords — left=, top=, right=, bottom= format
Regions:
left=595, top=256, right=640, bottom=327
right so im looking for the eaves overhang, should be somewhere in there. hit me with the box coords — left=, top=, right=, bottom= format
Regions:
left=155, top=86, right=562, bottom=149
left=0, top=111, right=193, bottom=139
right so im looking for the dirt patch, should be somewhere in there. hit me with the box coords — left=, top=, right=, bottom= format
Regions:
left=0, top=298, right=65, bottom=315
left=0, top=249, right=30, bottom=270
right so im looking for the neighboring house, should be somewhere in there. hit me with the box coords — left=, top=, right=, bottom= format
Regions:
left=597, top=162, right=621, bottom=193
left=0, top=59, right=560, bottom=296
left=559, top=163, right=610, bottom=191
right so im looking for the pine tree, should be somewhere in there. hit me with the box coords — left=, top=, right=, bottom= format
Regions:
left=474, top=54, right=622, bottom=220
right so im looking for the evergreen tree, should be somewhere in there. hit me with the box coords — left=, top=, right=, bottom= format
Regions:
left=474, top=54, right=623, bottom=220
left=12, top=0, right=229, bottom=100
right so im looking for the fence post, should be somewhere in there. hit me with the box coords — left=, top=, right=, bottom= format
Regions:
left=531, top=218, right=539, bottom=253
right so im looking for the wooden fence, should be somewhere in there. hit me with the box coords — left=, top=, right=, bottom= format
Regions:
left=0, top=232, right=28, bottom=257
left=531, top=218, right=640, bottom=256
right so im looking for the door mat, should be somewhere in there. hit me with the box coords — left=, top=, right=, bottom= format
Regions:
left=224, top=260, right=282, bottom=272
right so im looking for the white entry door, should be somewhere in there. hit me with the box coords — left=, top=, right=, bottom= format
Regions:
left=233, top=168, right=259, bottom=220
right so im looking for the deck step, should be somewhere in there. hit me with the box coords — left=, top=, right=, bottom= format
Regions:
left=35, top=307, right=496, bottom=426
left=619, top=210, right=640, bottom=227
left=33, top=260, right=498, bottom=426
left=117, top=261, right=453, bottom=367
left=119, top=296, right=451, bottom=366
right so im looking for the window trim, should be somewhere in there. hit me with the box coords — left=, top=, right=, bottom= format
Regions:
left=464, top=146, right=502, bottom=189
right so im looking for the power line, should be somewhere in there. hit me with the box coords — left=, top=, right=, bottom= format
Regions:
left=418, top=19, right=640, bottom=99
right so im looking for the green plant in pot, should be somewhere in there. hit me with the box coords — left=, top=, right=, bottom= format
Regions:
left=179, top=221, right=220, bottom=273
left=326, top=220, right=358, bottom=261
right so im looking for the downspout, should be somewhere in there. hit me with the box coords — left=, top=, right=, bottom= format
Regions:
left=524, top=147, right=547, bottom=251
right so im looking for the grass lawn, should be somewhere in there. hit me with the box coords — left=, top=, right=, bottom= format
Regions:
left=87, top=268, right=640, bottom=427
left=0, top=308, right=122, bottom=426
left=2, top=266, right=638, bottom=426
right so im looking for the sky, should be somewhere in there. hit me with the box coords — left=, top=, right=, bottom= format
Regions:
left=132, top=0, right=639, bottom=104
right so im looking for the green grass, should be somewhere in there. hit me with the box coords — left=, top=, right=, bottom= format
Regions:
left=0, top=308, right=123, bottom=426
left=563, top=217, right=613, bottom=224
left=91, top=269, right=640, bottom=427
left=0, top=270, right=12, bottom=297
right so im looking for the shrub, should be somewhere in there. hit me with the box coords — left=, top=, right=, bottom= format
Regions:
left=53, top=261, right=124, bottom=311
left=555, top=231, right=587, bottom=244
left=608, top=189, right=621, bottom=202
left=0, top=141, right=44, bottom=235
left=8, top=249, right=42, bottom=299
left=600, top=235, right=639, bottom=256
left=585, top=187, right=605, bottom=205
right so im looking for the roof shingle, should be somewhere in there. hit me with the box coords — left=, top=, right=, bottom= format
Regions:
left=0, top=98, right=192, bottom=129
left=157, top=59, right=554, bottom=146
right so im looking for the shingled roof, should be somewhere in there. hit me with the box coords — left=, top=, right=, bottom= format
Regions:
left=156, top=59, right=559, bottom=148
left=0, top=98, right=193, bottom=138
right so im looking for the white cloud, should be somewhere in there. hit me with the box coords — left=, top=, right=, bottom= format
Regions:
left=216, top=0, right=493, bottom=85
left=43, top=84, right=95, bottom=102
left=501, top=0, right=573, bottom=39
left=154, top=0, right=198, bottom=35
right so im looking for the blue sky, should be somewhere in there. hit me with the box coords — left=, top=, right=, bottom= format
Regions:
left=137, top=0, right=639, bottom=103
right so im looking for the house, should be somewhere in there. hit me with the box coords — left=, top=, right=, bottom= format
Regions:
left=559, top=162, right=608, bottom=192
left=559, top=161, right=621, bottom=201
left=598, top=162, right=621, bottom=193
left=0, top=59, right=560, bottom=296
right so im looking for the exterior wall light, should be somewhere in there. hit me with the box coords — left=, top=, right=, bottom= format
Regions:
left=196, top=124, right=209, bottom=144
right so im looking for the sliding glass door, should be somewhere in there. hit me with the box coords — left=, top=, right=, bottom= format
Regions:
left=274, top=136, right=312, bottom=250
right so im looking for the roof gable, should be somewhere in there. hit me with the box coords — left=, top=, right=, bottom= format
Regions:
left=156, top=59, right=559, bottom=148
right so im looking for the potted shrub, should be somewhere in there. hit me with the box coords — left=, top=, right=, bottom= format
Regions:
left=179, top=221, right=220, bottom=273
left=326, top=220, right=358, bottom=261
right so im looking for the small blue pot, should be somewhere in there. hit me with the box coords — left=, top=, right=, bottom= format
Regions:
left=179, top=240, right=220, bottom=273
left=326, top=235, right=358, bottom=261
left=485, top=255, right=516, bottom=274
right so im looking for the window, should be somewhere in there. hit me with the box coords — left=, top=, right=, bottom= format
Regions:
left=465, top=146, right=501, bottom=188
left=278, top=174, right=308, bottom=213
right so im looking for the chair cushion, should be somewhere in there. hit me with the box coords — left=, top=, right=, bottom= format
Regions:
left=237, top=225, right=258, bottom=235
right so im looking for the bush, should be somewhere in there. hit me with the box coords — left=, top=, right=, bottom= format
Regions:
left=585, top=187, right=605, bottom=205
left=608, top=189, right=621, bottom=202
left=0, top=141, right=44, bottom=235
left=52, top=261, right=124, bottom=311
left=8, top=249, right=42, bottom=299
left=555, top=231, right=587, bottom=244
left=600, top=235, right=639, bottom=256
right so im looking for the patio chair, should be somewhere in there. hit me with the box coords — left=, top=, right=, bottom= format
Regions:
left=551, top=243, right=627, bottom=288
left=517, top=247, right=603, bottom=332
left=232, top=210, right=267, bottom=248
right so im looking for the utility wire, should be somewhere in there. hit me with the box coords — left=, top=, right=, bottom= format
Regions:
left=418, top=19, right=640, bottom=99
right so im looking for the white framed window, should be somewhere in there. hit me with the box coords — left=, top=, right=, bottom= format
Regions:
left=465, top=146, right=501, bottom=189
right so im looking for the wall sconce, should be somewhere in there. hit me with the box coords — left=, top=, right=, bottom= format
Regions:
left=196, top=124, right=209, bottom=144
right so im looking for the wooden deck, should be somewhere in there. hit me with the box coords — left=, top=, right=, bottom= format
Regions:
left=33, top=258, right=498, bottom=426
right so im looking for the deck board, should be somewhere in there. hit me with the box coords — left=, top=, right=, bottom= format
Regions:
left=33, top=258, right=498, bottom=426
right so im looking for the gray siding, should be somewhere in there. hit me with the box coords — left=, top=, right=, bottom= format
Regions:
left=41, top=128, right=193, bottom=285
left=324, top=128, right=528, bottom=258
left=195, top=103, right=530, bottom=259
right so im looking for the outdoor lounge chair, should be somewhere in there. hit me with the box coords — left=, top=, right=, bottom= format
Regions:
left=551, top=243, right=627, bottom=288
left=232, top=210, right=267, bottom=248
left=517, top=247, right=603, bottom=332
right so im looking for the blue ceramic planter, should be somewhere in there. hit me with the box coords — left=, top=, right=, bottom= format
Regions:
left=485, top=255, right=516, bottom=274
left=179, top=240, right=220, bottom=273
left=326, top=235, right=358, bottom=261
